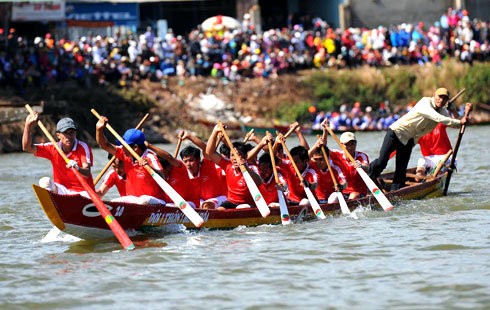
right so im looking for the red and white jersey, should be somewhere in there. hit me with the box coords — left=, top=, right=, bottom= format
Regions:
left=102, top=169, right=126, bottom=196
left=35, top=139, right=94, bottom=192
left=115, top=147, right=166, bottom=200
left=186, top=158, right=226, bottom=205
left=258, top=172, right=286, bottom=205
left=279, top=160, right=317, bottom=203
left=330, top=149, right=369, bottom=195
left=225, top=162, right=254, bottom=205
left=310, top=160, right=346, bottom=201
left=418, top=123, right=452, bottom=157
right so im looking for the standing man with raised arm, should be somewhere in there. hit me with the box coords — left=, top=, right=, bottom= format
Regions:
left=369, top=88, right=470, bottom=190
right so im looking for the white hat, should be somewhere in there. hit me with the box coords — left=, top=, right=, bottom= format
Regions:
left=340, top=132, right=356, bottom=144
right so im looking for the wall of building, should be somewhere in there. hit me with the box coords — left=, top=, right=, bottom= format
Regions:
left=346, top=0, right=453, bottom=29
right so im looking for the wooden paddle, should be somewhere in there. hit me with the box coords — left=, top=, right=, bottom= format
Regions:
left=94, top=113, right=149, bottom=186
left=443, top=103, right=472, bottom=195
left=217, top=121, right=270, bottom=217
left=319, top=144, right=352, bottom=216
left=324, top=126, right=394, bottom=211
left=277, top=138, right=326, bottom=220
left=266, top=131, right=290, bottom=225
left=25, top=105, right=135, bottom=250
left=242, top=128, right=254, bottom=143
left=283, top=122, right=299, bottom=139
left=173, top=130, right=184, bottom=158
left=91, top=109, right=205, bottom=228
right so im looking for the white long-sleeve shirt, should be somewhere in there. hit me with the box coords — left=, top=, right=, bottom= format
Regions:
left=390, top=96, right=461, bottom=145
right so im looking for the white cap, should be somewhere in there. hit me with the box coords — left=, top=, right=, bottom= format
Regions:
left=340, top=132, right=356, bottom=144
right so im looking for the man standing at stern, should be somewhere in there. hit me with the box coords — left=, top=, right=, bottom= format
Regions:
left=369, top=88, right=471, bottom=190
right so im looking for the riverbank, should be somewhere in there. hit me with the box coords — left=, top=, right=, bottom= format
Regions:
left=1, top=60, right=489, bottom=153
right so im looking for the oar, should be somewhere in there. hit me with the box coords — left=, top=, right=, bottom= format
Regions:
left=324, top=126, right=394, bottom=211
left=242, top=128, right=254, bottom=143
left=443, top=103, right=473, bottom=195
left=91, top=109, right=205, bottom=227
left=319, top=144, right=352, bottom=216
left=25, top=105, right=135, bottom=250
left=173, top=130, right=184, bottom=158
left=266, top=131, right=290, bottom=225
left=217, top=121, right=270, bottom=218
left=94, top=113, right=149, bottom=186
left=283, top=122, right=299, bottom=139
left=277, top=138, right=326, bottom=219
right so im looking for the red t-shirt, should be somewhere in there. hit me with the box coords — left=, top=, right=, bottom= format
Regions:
left=187, top=158, right=226, bottom=201
left=102, top=169, right=126, bottom=196
left=279, top=160, right=317, bottom=203
left=35, top=139, right=94, bottom=192
left=257, top=171, right=286, bottom=205
left=163, top=163, right=190, bottom=203
left=330, top=149, right=369, bottom=195
left=115, top=147, right=166, bottom=200
left=418, top=123, right=452, bottom=156
left=225, top=163, right=255, bottom=205
left=310, top=160, right=345, bottom=200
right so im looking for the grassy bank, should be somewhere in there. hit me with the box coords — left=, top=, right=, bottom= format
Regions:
left=276, top=60, right=490, bottom=122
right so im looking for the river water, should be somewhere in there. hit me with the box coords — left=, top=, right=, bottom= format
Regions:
left=1, top=126, right=489, bottom=309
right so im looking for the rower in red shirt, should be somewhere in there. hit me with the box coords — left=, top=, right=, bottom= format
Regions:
left=96, top=155, right=126, bottom=197
left=96, top=117, right=166, bottom=205
left=175, top=131, right=228, bottom=209
left=308, top=138, right=347, bottom=203
left=23, top=115, right=94, bottom=196
left=330, top=132, right=370, bottom=200
left=415, top=123, right=453, bottom=181
left=256, top=152, right=287, bottom=206
left=205, top=124, right=263, bottom=209
left=278, top=145, right=318, bottom=205
left=145, top=142, right=198, bottom=207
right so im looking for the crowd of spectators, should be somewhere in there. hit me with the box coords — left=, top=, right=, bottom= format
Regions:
left=311, top=97, right=469, bottom=132
left=311, top=101, right=402, bottom=132
left=0, top=7, right=488, bottom=96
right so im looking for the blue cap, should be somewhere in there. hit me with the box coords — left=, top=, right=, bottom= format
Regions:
left=120, top=128, right=145, bottom=145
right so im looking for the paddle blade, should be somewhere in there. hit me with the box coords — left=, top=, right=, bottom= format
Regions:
left=150, top=171, right=205, bottom=228
left=304, top=187, right=326, bottom=219
left=277, top=189, right=291, bottom=225
left=241, top=169, right=271, bottom=218
left=356, top=168, right=394, bottom=211
left=336, top=191, right=351, bottom=215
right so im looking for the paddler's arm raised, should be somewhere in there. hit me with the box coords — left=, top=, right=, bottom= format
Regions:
left=247, top=132, right=272, bottom=161
left=181, top=130, right=207, bottom=152
left=95, top=116, right=117, bottom=155
left=146, top=142, right=181, bottom=167
left=22, top=112, right=38, bottom=154
left=204, top=124, right=225, bottom=164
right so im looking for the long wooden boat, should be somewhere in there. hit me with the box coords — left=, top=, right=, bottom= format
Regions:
left=32, top=168, right=448, bottom=240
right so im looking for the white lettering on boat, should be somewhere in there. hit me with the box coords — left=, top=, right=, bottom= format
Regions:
left=144, top=210, right=209, bottom=226
left=114, top=206, right=125, bottom=217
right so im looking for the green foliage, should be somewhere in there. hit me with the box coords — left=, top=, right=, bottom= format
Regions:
left=275, top=101, right=312, bottom=123
left=461, top=63, right=490, bottom=107
left=384, top=69, right=418, bottom=104
left=292, top=61, right=490, bottom=118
